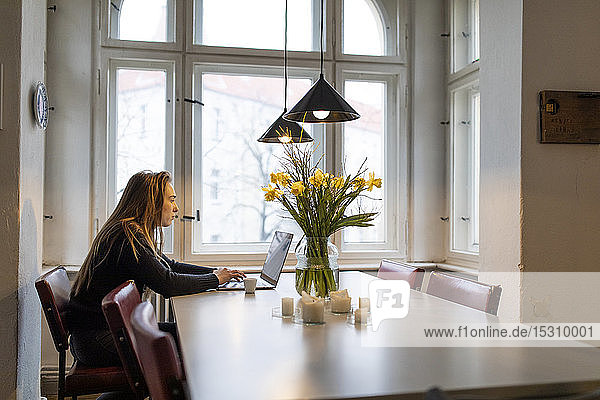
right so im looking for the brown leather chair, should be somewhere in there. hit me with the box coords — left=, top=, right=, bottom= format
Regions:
left=130, top=301, right=188, bottom=400
left=35, top=267, right=130, bottom=400
left=377, top=259, right=425, bottom=290
left=426, top=271, right=502, bottom=315
left=101, top=281, right=147, bottom=399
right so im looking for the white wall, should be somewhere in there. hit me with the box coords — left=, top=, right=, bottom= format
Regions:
left=478, top=0, right=523, bottom=321
left=519, top=0, right=600, bottom=322
left=409, top=0, right=447, bottom=262
left=0, top=0, right=46, bottom=398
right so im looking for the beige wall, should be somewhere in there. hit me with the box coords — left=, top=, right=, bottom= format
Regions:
left=0, top=0, right=46, bottom=398
left=520, top=0, right=600, bottom=322
left=521, top=0, right=600, bottom=273
left=480, top=0, right=600, bottom=322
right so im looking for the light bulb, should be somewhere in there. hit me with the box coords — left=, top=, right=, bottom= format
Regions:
left=313, top=110, right=330, bottom=119
left=278, top=135, right=292, bottom=143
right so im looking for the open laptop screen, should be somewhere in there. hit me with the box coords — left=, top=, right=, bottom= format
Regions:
left=260, top=231, right=293, bottom=285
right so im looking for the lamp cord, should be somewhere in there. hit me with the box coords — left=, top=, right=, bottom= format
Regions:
left=320, top=0, right=324, bottom=76
left=284, top=0, right=288, bottom=111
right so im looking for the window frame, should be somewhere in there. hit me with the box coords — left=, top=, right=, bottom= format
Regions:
left=445, top=0, right=480, bottom=267
left=101, top=0, right=185, bottom=52
left=94, top=0, right=408, bottom=266
left=184, top=0, right=329, bottom=60
left=334, top=63, right=408, bottom=261
left=182, top=57, right=327, bottom=263
left=336, top=0, right=408, bottom=62
left=448, top=77, right=479, bottom=257
left=449, top=0, right=479, bottom=74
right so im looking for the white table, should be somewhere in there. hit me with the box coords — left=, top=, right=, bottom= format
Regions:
left=172, top=272, right=600, bottom=399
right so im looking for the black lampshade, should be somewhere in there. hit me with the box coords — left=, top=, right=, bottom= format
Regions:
left=283, top=74, right=360, bottom=123
left=257, top=110, right=313, bottom=143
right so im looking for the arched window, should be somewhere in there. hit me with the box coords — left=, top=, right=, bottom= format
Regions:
left=343, top=0, right=387, bottom=56
left=109, top=0, right=175, bottom=42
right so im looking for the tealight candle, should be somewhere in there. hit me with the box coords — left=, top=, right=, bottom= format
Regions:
left=302, top=297, right=324, bottom=323
left=354, top=308, right=368, bottom=324
left=281, top=297, right=294, bottom=317
left=359, top=297, right=370, bottom=311
left=330, top=289, right=351, bottom=313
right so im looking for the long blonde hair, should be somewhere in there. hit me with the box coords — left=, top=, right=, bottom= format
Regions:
left=72, top=171, right=172, bottom=296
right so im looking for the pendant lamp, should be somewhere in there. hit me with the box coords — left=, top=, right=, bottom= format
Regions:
left=258, top=0, right=313, bottom=143
left=284, top=0, right=360, bottom=123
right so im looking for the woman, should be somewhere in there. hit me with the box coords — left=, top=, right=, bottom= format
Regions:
left=68, top=170, right=245, bottom=368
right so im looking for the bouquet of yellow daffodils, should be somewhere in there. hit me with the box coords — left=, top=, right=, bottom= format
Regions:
left=262, top=143, right=382, bottom=297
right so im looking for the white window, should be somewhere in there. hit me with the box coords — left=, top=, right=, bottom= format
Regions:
left=447, top=0, right=479, bottom=263
left=451, top=0, right=479, bottom=73
left=106, top=59, right=176, bottom=253
left=97, top=0, right=407, bottom=264
left=450, top=84, right=479, bottom=254
left=189, top=64, right=323, bottom=254
left=109, top=0, right=176, bottom=42
left=193, top=0, right=319, bottom=51
left=341, top=0, right=404, bottom=57
left=339, top=72, right=404, bottom=256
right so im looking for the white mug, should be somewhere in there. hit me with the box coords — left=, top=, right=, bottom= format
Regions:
left=244, top=277, right=257, bottom=294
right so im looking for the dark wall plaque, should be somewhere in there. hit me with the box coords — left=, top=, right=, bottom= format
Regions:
left=539, top=90, right=600, bottom=144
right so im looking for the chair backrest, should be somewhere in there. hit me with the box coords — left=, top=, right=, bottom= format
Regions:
left=377, top=259, right=426, bottom=290
left=101, top=281, right=147, bottom=395
left=36, top=267, right=71, bottom=352
left=131, top=302, right=187, bottom=400
left=426, top=271, right=502, bottom=315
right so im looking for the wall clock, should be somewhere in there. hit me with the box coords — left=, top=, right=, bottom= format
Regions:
left=33, top=81, right=48, bottom=130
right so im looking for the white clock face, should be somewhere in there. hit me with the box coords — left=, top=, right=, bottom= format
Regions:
left=34, top=82, right=48, bottom=130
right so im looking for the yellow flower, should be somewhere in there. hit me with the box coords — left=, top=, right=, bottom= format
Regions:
left=270, top=172, right=279, bottom=184
left=278, top=172, right=291, bottom=187
left=331, top=176, right=345, bottom=189
left=309, top=169, right=325, bottom=187
left=270, top=172, right=291, bottom=187
left=262, top=185, right=283, bottom=201
left=366, top=172, right=382, bottom=192
left=352, top=177, right=366, bottom=190
left=290, top=181, right=306, bottom=196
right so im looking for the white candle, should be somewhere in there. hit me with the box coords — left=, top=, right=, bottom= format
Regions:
left=359, top=297, right=370, bottom=311
left=330, top=289, right=351, bottom=313
left=281, top=297, right=294, bottom=317
left=302, top=297, right=324, bottom=323
left=354, top=308, right=367, bottom=324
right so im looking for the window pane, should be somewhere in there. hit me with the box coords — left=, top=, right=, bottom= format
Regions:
left=451, top=87, right=479, bottom=253
left=115, top=68, right=173, bottom=251
left=343, top=0, right=385, bottom=56
left=452, top=0, right=479, bottom=72
left=194, top=0, right=316, bottom=51
left=110, top=0, right=174, bottom=42
left=192, top=72, right=317, bottom=251
left=342, top=80, right=386, bottom=243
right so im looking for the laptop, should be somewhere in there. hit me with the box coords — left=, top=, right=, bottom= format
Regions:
left=217, top=231, right=293, bottom=290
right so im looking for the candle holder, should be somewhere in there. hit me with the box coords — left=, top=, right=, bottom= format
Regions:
left=293, top=302, right=326, bottom=325
left=271, top=306, right=294, bottom=319
left=346, top=306, right=371, bottom=326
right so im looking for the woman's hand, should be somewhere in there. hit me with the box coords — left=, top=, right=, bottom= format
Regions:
left=213, top=267, right=246, bottom=285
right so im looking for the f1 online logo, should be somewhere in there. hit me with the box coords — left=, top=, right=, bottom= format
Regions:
left=369, top=280, right=410, bottom=331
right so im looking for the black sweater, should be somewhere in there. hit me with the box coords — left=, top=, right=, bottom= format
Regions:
left=68, top=228, right=218, bottom=331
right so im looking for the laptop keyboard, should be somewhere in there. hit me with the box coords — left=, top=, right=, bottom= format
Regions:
left=221, top=277, right=271, bottom=288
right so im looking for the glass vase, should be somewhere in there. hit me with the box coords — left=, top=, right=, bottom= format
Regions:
left=295, top=236, right=339, bottom=298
